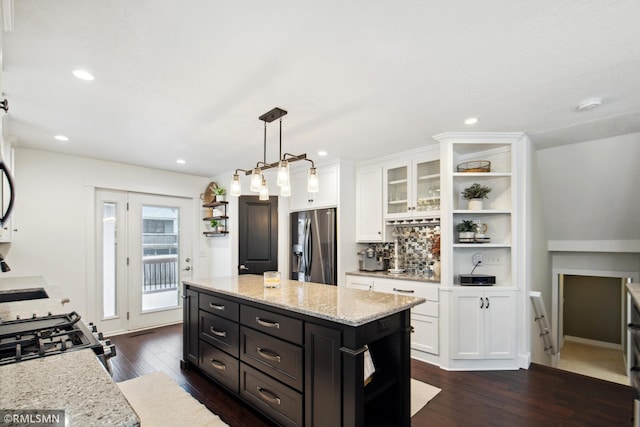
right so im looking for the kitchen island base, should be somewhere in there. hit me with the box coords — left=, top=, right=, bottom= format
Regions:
left=182, top=277, right=422, bottom=427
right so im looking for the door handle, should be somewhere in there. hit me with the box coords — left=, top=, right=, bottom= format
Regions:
left=182, top=266, right=191, bottom=271
left=239, top=265, right=249, bottom=271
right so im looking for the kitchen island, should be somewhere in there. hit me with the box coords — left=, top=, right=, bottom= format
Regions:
left=182, top=275, right=425, bottom=427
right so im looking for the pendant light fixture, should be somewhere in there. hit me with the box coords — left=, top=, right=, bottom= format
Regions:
left=229, top=107, right=318, bottom=198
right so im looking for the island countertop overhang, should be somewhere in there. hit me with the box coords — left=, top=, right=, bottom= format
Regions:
left=183, top=275, right=425, bottom=327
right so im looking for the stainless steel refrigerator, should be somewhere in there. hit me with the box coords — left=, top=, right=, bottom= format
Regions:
left=291, top=208, right=337, bottom=285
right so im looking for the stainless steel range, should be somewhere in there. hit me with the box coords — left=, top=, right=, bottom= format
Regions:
left=0, top=311, right=116, bottom=373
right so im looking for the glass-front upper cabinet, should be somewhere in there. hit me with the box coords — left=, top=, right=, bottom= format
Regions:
left=385, top=164, right=408, bottom=216
left=383, top=148, right=440, bottom=220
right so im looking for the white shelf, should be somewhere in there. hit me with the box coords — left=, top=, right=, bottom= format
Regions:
left=453, top=243, right=511, bottom=248
left=453, top=172, right=511, bottom=178
left=418, top=174, right=440, bottom=181
left=388, top=179, right=407, bottom=185
left=453, top=210, right=511, bottom=215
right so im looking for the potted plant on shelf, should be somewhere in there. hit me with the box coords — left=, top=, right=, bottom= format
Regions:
left=210, top=219, right=223, bottom=233
left=461, top=182, right=491, bottom=210
left=214, top=187, right=226, bottom=202
left=455, top=220, right=477, bottom=243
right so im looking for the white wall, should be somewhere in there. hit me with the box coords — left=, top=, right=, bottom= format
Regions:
left=534, top=132, right=640, bottom=366
left=2, top=148, right=211, bottom=322
left=537, top=132, right=640, bottom=241
left=528, top=143, right=553, bottom=365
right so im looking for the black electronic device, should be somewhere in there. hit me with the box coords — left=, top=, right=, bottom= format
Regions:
left=459, top=274, right=496, bottom=285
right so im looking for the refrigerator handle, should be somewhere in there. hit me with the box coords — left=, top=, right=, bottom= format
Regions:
left=304, top=218, right=312, bottom=278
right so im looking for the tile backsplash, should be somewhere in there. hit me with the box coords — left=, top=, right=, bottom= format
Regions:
left=366, top=225, right=440, bottom=274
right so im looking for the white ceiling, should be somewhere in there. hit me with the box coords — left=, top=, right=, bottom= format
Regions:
left=2, top=1, right=640, bottom=177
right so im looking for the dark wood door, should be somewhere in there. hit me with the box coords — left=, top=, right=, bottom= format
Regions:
left=238, top=196, right=278, bottom=275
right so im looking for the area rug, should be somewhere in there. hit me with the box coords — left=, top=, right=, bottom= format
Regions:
left=117, top=371, right=229, bottom=427
left=411, top=378, right=441, bottom=417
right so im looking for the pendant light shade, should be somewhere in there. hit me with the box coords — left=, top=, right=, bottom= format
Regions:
left=276, top=160, right=290, bottom=188
left=229, top=173, right=242, bottom=197
left=229, top=107, right=318, bottom=199
left=307, top=167, right=319, bottom=193
left=280, top=182, right=291, bottom=197
left=250, top=168, right=262, bottom=192
left=259, top=177, right=269, bottom=200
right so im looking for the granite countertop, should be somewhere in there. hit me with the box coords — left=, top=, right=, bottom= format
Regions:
left=0, top=349, right=139, bottom=426
left=346, top=270, right=440, bottom=284
left=0, top=276, right=72, bottom=322
left=184, top=275, right=425, bottom=327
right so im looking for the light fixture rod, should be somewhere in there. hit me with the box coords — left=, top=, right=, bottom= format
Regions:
left=243, top=153, right=308, bottom=175
left=263, top=121, right=267, bottom=164
left=279, top=118, right=283, bottom=160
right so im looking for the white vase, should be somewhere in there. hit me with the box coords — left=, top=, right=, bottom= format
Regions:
left=467, top=199, right=483, bottom=210
left=458, top=231, right=475, bottom=243
left=432, top=260, right=441, bottom=278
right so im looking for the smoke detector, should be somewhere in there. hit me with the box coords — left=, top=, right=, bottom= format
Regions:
left=577, top=98, right=602, bottom=111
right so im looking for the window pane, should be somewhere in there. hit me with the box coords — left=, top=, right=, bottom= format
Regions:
left=102, top=202, right=117, bottom=317
left=141, top=205, right=180, bottom=311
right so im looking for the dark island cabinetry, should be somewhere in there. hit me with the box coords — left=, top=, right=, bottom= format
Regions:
left=181, top=277, right=422, bottom=427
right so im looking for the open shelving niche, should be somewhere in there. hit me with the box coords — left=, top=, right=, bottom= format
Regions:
left=202, top=200, right=229, bottom=237
left=445, top=139, right=515, bottom=288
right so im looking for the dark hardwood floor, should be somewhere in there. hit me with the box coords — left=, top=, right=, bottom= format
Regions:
left=109, top=323, right=633, bottom=426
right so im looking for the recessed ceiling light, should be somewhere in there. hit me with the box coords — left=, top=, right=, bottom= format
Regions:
left=54, top=135, right=69, bottom=141
left=464, top=118, right=479, bottom=125
left=317, top=150, right=328, bottom=156
left=577, top=98, right=602, bottom=111
left=176, top=159, right=186, bottom=164
left=72, top=69, right=95, bottom=81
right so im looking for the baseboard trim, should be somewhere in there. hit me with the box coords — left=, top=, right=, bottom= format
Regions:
left=563, top=335, right=622, bottom=350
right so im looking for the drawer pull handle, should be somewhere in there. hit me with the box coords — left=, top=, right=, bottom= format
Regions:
left=256, top=347, right=281, bottom=363
left=393, top=288, right=415, bottom=293
left=255, top=317, right=280, bottom=329
left=256, top=386, right=281, bottom=405
left=209, top=302, right=225, bottom=311
left=210, top=327, right=227, bottom=338
left=210, top=359, right=226, bottom=371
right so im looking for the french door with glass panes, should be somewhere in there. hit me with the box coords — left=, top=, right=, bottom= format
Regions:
left=96, top=189, right=193, bottom=334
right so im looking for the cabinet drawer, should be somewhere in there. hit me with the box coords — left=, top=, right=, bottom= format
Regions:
left=241, top=305, right=303, bottom=345
left=240, top=326, right=303, bottom=392
left=200, top=310, right=239, bottom=357
left=240, top=363, right=303, bottom=427
left=421, top=301, right=439, bottom=317
left=200, top=340, right=239, bottom=393
left=374, top=280, right=439, bottom=316
left=200, top=293, right=239, bottom=321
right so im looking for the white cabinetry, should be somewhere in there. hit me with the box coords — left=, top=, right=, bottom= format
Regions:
left=355, top=165, right=383, bottom=242
left=451, top=289, right=515, bottom=359
left=345, top=275, right=374, bottom=291
left=372, top=277, right=439, bottom=356
left=290, top=163, right=338, bottom=211
left=435, top=132, right=528, bottom=370
left=383, top=148, right=440, bottom=220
